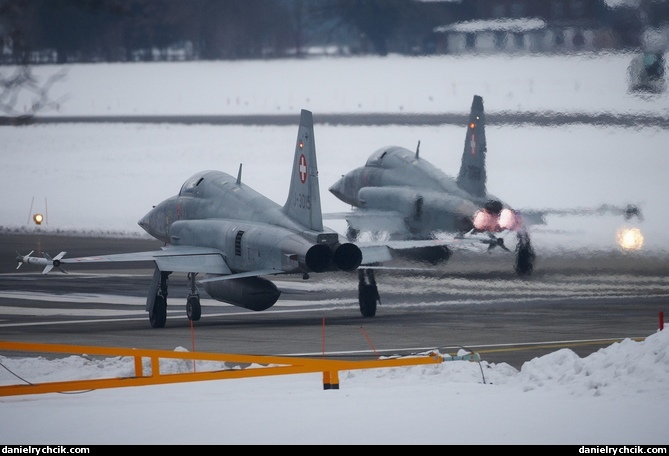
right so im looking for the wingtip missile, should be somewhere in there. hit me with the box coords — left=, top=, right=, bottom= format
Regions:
left=42, top=251, right=68, bottom=274
left=15, top=250, right=67, bottom=274
left=16, top=250, right=35, bottom=269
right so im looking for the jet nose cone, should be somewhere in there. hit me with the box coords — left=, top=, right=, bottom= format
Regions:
left=137, top=213, right=150, bottom=230
left=328, top=177, right=344, bottom=198
left=329, top=175, right=357, bottom=206
left=137, top=212, right=156, bottom=237
left=137, top=203, right=169, bottom=243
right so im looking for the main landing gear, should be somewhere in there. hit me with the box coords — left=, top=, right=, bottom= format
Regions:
left=358, top=268, right=380, bottom=317
left=347, top=224, right=381, bottom=318
left=149, top=270, right=170, bottom=329
left=515, top=231, right=535, bottom=276
left=147, top=269, right=202, bottom=329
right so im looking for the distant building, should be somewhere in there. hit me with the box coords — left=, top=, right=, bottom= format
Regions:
left=429, top=0, right=626, bottom=54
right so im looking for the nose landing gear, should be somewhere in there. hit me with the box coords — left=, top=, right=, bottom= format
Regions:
left=186, top=272, right=201, bottom=321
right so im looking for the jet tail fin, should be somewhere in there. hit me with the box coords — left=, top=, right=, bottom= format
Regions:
left=456, top=95, right=487, bottom=198
left=282, top=109, right=324, bottom=231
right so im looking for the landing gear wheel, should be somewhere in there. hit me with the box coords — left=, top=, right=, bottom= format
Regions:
left=359, top=283, right=378, bottom=317
left=186, top=296, right=201, bottom=321
left=515, top=232, right=535, bottom=276
left=186, top=272, right=201, bottom=321
left=358, top=269, right=379, bottom=317
left=150, top=295, right=167, bottom=328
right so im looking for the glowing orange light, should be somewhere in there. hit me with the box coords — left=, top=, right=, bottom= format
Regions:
left=299, top=140, right=304, bottom=149
left=469, top=122, right=476, bottom=129
left=33, top=213, right=44, bottom=225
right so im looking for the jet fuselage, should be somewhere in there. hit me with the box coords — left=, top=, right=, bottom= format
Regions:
left=329, top=146, right=501, bottom=237
left=139, top=170, right=360, bottom=276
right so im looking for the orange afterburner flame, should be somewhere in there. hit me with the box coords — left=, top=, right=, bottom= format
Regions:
left=473, top=208, right=523, bottom=232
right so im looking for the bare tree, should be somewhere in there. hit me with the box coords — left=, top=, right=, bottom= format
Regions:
left=0, top=65, right=68, bottom=119
left=0, top=0, right=68, bottom=120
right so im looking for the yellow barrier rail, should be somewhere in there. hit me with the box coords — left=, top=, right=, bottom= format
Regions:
left=0, top=340, right=479, bottom=397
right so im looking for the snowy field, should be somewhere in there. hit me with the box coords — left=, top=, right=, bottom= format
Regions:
left=14, top=52, right=669, bottom=117
left=0, top=328, right=668, bottom=445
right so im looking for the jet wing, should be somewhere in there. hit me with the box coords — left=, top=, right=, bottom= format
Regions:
left=518, top=203, right=643, bottom=226
left=27, top=246, right=233, bottom=275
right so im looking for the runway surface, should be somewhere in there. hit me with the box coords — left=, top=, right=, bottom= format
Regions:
left=1, top=232, right=668, bottom=369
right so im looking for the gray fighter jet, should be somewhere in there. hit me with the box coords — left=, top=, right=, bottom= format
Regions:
left=327, top=95, right=641, bottom=316
left=17, top=110, right=367, bottom=328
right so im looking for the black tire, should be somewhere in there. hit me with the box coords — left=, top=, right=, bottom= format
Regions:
left=358, top=283, right=378, bottom=317
left=186, top=296, right=202, bottom=321
left=515, top=244, right=535, bottom=276
left=150, top=295, right=167, bottom=328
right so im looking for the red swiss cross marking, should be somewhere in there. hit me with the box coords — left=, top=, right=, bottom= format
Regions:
left=470, top=132, right=477, bottom=156
left=298, top=154, right=307, bottom=183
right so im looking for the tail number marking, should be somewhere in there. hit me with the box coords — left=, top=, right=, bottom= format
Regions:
left=294, top=193, right=311, bottom=210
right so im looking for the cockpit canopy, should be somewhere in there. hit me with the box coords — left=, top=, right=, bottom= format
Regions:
left=179, top=171, right=211, bottom=197
left=365, top=146, right=413, bottom=168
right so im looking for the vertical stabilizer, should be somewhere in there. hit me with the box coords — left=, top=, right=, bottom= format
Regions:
left=456, top=95, right=487, bottom=198
left=282, top=109, right=324, bottom=231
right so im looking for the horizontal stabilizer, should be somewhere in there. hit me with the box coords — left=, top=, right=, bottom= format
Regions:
left=324, top=209, right=407, bottom=235
left=358, top=245, right=393, bottom=265
left=356, top=233, right=507, bottom=266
